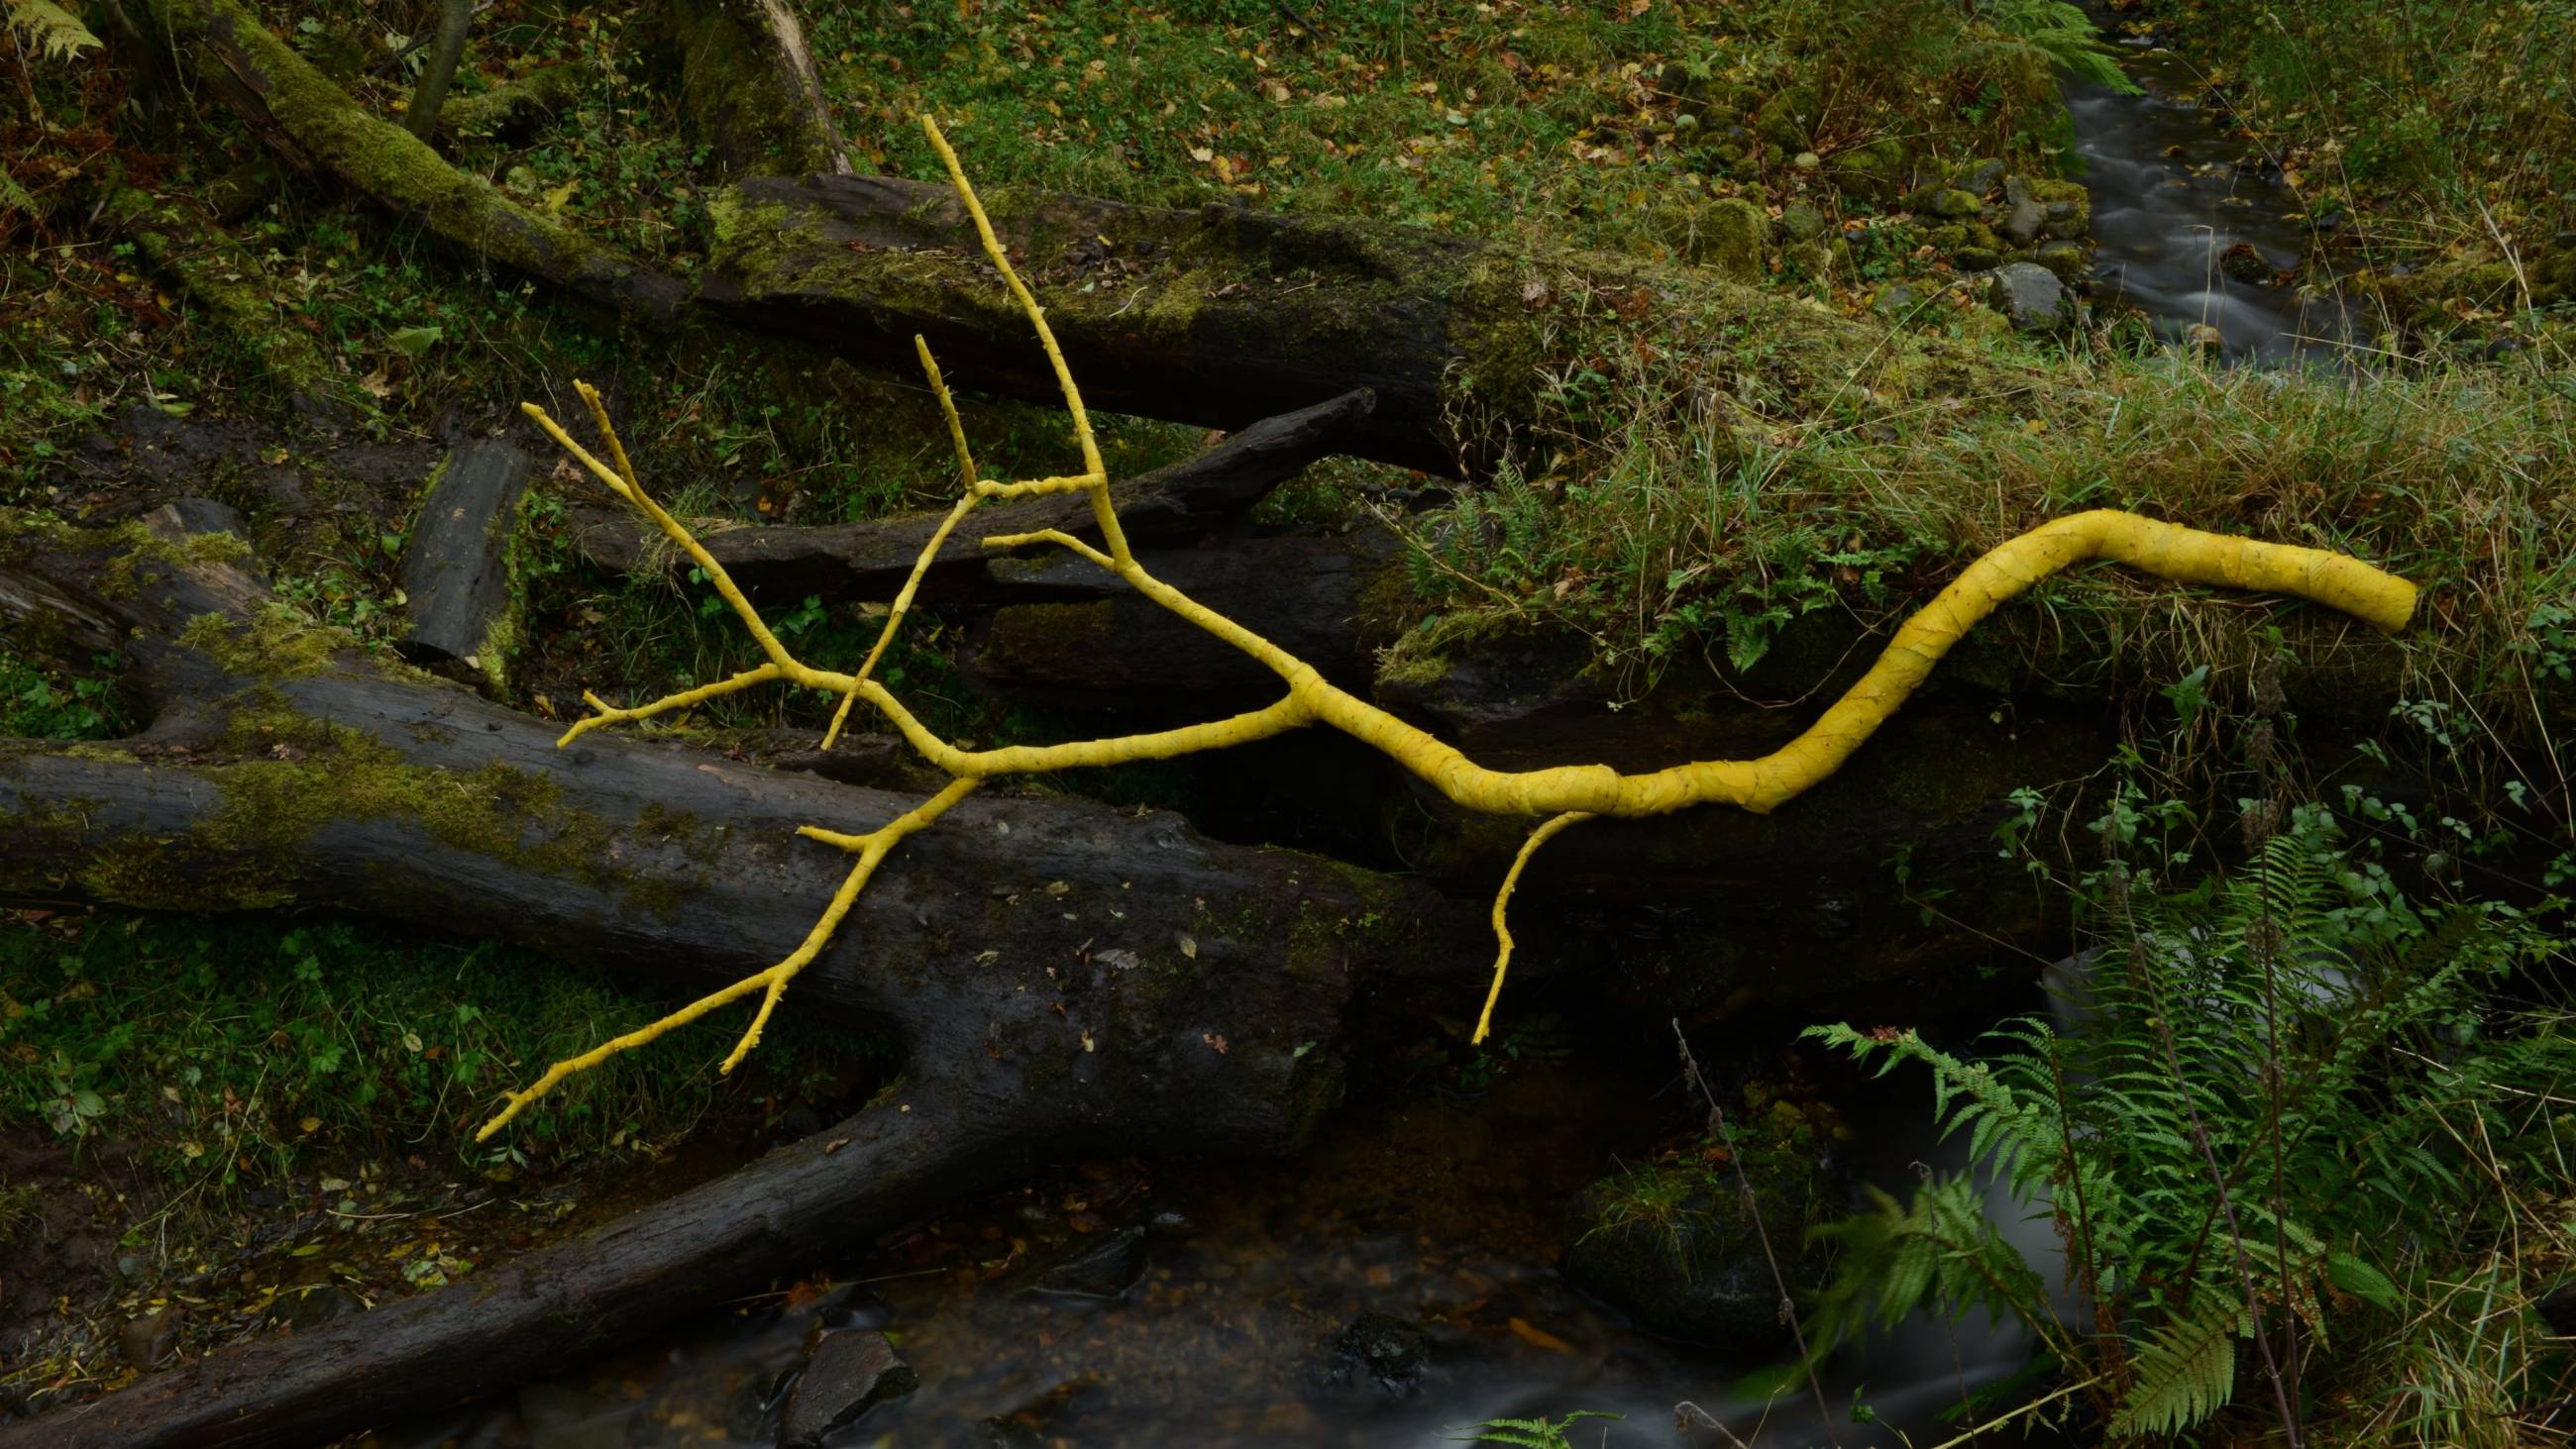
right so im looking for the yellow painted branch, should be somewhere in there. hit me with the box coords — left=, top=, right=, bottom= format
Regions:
left=487, top=118, right=2424, bottom=1135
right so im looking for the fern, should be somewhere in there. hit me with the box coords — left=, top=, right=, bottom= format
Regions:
left=1449, top=1410, right=1623, bottom=1447
left=2109, top=1294, right=2242, bottom=1436
left=4, top=0, right=101, bottom=60
left=1810, top=779, right=2570, bottom=1443
left=1972, top=0, right=2137, bottom=92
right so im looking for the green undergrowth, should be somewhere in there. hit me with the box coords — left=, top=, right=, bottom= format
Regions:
left=2143, top=0, right=2576, bottom=263
left=1798, top=744, right=2576, bottom=1444
left=0, top=649, right=126, bottom=739
left=1389, top=345, right=2576, bottom=740
left=824, top=0, right=2115, bottom=259
left=0, top=911, right=878, bottom=1197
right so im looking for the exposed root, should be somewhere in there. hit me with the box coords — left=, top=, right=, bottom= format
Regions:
left=482, top=116, right=2422, bottom=1138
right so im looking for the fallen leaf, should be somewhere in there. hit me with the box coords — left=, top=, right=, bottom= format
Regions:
left=1509, top=1316, right=1576, bottom=1353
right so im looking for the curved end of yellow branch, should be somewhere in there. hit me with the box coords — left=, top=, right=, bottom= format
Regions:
left=1472, top=811, right=1593, bottom=1046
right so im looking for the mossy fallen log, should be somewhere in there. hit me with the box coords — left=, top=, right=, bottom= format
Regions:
left=0, top=503, right=1468, bottom=1446
left=144, top=0, right=688, bottom=328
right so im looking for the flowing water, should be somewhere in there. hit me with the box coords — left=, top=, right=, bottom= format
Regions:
left=2068, top=15, right=2378, bottom=363
left=372, top=1050, right=2070, bottom=1449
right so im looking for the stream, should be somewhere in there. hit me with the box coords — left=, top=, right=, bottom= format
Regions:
left=2068, top=9, right=2373, bottom=363
left=351, top=21, right=2363, bottom=1449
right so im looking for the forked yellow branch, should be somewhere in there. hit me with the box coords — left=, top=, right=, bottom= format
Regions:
left=481, top=115, right=2420, bottom=1136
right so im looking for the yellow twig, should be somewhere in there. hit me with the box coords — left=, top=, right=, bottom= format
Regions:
left=483, top=114, right=2424, bottom=1138
left=1474, top=810, right=1593, bottom=1045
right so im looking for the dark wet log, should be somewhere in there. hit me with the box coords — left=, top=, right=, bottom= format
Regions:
left=0, top=506, right=1474, bottom=1447
left=143, top=0, right=689, bottom=328
left=700, top=173, right=1479, bottom=472
left=397, top=437, right=532, bottom=676
left=571, top=387, right=1379, bottom=603
left=961, top=529, right=1401, bottom=710
left=670, top=0, right=852, bottom=176
left=20, top=1098, right=1000, bottom=1449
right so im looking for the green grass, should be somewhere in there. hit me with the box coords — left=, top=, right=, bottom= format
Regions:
left=1384, top=345, right=2576, bottom=743
left=817, top=0, right=2104, bottom=257
left=0, top=912, right=883, bottom=1197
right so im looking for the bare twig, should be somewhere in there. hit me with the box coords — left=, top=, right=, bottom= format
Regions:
left=1672, top=1018, right=1840, bottom=1447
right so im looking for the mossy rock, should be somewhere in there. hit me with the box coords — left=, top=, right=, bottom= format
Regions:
left=1562, top=1152, right=1828, bottom=1352
left=1927, top=188, right=1984, bottom=220
left=1656, top=196, right=1771, bottom=282
left=2025, top=177, right=2092, bottom=239
left=1777, top=202, right=1829, bottom=244
left=1826, top=137, right=1908, bottom=204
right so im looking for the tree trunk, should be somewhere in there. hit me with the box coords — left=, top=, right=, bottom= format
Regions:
left=0, top=503, right=1477, bottom=1446
left=670, top=0, right=853, bottom=177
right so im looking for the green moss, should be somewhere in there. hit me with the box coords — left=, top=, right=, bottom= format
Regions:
left=178, top=605, right=344, bottom=679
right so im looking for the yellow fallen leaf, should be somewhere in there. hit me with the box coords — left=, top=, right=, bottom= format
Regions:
left=544, top=178, right=579, bottom=213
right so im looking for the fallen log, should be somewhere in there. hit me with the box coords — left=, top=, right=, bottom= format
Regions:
left=570, top=386, right=1379, bottom=603
left=0, top=506, right=1476, bottom=1446
left=397, top=436, right=533, bottom=682
left=961, top=529, right=1401, bottom=709
left=143, top=0, right=690, bottom=329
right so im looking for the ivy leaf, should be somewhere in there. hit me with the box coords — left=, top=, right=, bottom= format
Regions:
left=386, top=325, right=444, bottom=359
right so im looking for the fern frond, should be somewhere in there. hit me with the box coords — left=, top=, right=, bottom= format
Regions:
left=5, top=0, right=102, bottom=60
left=2110, top=1296, right=2241, bottom=1437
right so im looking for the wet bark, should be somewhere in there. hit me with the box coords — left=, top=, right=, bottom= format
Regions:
left=397, top=437, right=532, bottom=676
left=571, top=387, right=1380, bottom=604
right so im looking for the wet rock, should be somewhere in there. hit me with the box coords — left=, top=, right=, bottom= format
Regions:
left=1988, top=261, right=2076, bottom=333
left=1144, top=1204, right=1201, bottom=1239
left=2538, top=1282, right=2576, bottom=1335
left=1926, top=187, right=1984, bottom=219
left=2032, top=240, right=2091, bottom=283
left=781, top=1329, right=919, bottom=1448
left=1954, top=157, right=2006, bottom=196
left=2220, top=242, right=2271, bottom=283
left=119, top=1306, right=181, bottom=1369
left=2002, top=197, right=2046, bottom=247
left=1657, top=196, right=1769, bottom=281
left=1561, top=1170, right=1818, bottom=1354
left=519, top=1384, right=631, bottom=1449
left=1031, top=1225, right=1148, bottom=1298
left=1326, top=1311, right=1431, bottom=1396
left=268, top=1284, right=365, bottom=1331
left=2185, top=322, right=2226, bottom=351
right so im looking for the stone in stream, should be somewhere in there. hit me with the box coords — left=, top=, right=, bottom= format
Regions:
left=1989, top=261, right=2078, bottom=333
left=1324, top=1311, right=1432, bottom=1396
left=1561, top=1166, right=1823, bottom=1354
left=780, top=1329, right=919, bottom=1448
left=1028, top=1224, right=1150, bottom=1299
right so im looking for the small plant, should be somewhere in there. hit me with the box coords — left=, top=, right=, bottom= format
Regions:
left=1449, top=1409, right=1623, bottom=1448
